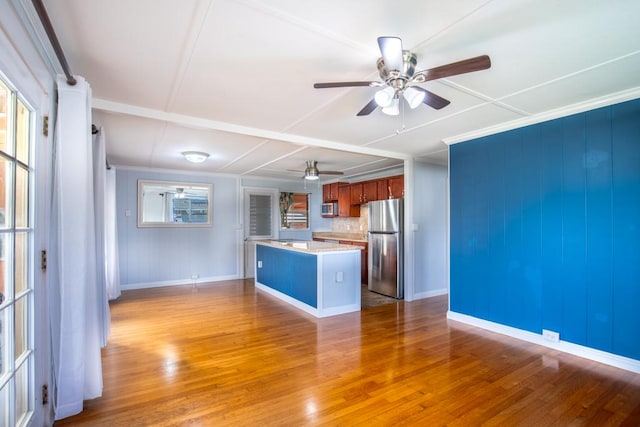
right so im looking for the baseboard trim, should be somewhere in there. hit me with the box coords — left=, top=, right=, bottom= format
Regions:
left=413, top=288, right=448, bottom=300
left=120, top=274, right=241, bottom=291
left=447, top=311, right=640, bottom=374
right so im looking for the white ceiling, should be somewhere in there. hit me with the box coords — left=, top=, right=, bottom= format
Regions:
left=41, top=0, right=640, bottom=181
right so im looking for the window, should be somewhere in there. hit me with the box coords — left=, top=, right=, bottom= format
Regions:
left=249, top=194, right=273, bottom=237
left=0, top=75, right=34, bottom=426
left=279, top=192, right=309, bottom=229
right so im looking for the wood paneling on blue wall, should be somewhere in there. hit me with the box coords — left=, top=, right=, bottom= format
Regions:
left=450, top=98, right=640, bottom=360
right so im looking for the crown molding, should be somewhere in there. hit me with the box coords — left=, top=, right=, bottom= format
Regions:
left=443, top=88, right=640, bottom=146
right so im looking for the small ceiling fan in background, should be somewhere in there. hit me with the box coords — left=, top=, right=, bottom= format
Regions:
left=289, top=160, right=344, bottom=180
left=314, top=36, right=491, bottom=116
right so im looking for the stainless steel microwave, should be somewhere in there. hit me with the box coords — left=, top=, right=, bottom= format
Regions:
left=321, top=202, right=338, bottom=216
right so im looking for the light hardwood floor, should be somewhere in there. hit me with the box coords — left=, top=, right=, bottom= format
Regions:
left=56, top=280, right=640, bottom=426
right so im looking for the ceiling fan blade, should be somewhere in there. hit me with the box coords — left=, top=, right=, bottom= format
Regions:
left=357, top=99, right=378, bottom=116
left=318, top=171, right=344, bottom=175
left=377, top=36, right=404, bottom=72
left=412, top=87, right=451, bottom=110
left=314, top=81, right=375, bottom=88
left=412, top=55, right=491, bottom=83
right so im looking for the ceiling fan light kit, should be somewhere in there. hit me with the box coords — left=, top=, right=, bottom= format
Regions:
left=313, top=36, right=491, bottom=116
left=182, top=151, right=209, bottom=163
left=403, top=86, right=426, bottom=109
left=374, top=86, right=395, bottom=108
left=381, top=97, right=400, bottom=116
left=299, top=160, right=343, bottom=180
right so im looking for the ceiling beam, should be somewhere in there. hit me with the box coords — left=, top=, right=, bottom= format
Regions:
left=92, top=98, right=410, bottom=161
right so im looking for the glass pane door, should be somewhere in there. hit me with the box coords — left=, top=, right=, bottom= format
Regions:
left=0, top=74, right=34, bottom=426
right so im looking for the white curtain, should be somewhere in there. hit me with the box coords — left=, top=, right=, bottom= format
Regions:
left=49, top=75, right=109, bottom=420
left=92, top=127, right=114, bottom=343
left=102, top=133, right=121, bottom=301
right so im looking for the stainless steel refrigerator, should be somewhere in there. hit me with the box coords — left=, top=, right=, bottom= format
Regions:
left=368, top=198, right=403, bottom=299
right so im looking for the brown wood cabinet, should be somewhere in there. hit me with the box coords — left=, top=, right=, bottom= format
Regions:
left=350, top=183, right=363, bottom=205
left=338, top=184, right=360, bottom=217
left=387, top=175, right=404, bottom=199
left=362, top=180, right=378, bottom=203
left=377, top=179, right=389, bottom=200
left=350, top=180, right=383, bottom=205
left=322, top=182, right=344, bottom=202
left=324, top=175, right=403, bottom=216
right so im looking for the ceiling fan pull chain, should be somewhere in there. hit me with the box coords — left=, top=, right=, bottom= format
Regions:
left=397, top=98, right=406, bottom=134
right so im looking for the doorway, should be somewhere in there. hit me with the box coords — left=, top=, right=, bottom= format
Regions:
left=243, top=187, right=278, bottom=278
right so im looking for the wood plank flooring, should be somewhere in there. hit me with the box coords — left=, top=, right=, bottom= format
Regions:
left=55, top=280, right=640, bottom=426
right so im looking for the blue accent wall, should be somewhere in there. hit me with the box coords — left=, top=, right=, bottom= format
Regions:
left=450, top=98, right=640, bottom=360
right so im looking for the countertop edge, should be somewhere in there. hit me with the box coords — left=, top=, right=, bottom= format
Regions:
left=256, top=240, right=363, bottom=254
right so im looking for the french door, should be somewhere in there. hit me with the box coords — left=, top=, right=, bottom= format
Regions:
left=0, top=74, right=35, bottom=426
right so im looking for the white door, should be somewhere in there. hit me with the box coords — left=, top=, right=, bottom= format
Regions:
left=243, top=188, right=278, bottom=278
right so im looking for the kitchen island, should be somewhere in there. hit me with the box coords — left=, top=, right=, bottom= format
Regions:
left=255, top=240, right=362, bottom=317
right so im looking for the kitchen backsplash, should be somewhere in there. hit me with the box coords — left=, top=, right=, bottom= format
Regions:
left=330, top=208, right=368, bottom=234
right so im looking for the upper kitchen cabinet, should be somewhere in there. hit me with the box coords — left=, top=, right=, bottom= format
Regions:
left=363, top=181, right=378, bottom=203
left=350, top=183, right=363, bottom=205
left=322, top=182, right=343, bottom=202
left=350, top=181, right=378, bottom=205
left=388, top=175, right=404, bottom=199
left=338, top=184, right=360, bottom=217
left=378, top=175, right=404, bottom=200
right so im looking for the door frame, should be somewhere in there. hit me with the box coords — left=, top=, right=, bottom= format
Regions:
left=242, top=187, right=279, bottom=278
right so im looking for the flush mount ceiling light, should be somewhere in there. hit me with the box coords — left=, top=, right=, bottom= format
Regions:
left=182, top=151, right=209, bottom=163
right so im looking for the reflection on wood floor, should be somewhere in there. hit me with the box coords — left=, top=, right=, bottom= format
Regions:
left=55, top=279, right=640, bottom=426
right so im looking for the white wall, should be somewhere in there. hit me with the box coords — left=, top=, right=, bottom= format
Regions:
left=116, top=171, right=328, bottom=288
left=412, top=161, right=448, bottom=298
left=116, top=168, right=242, bottom=288
left=115, top=165, right=446, bottom=298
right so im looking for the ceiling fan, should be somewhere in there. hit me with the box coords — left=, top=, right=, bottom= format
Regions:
left=289, top=160, right=344, bottom=181
left=313, top=36, right=491, bottom=116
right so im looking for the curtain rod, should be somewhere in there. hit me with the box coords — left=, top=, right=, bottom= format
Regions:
left=32, top=0, right=77, bottom=86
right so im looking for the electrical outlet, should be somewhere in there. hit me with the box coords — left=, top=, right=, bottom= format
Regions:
left=542, top=329, right=560, bottom=343
left=257, top=260, right=263, bottom=268
left=191, top=274, right=199, bottom=280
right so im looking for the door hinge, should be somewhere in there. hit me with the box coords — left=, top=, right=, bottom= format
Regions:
left=41, top=250, right=47, bottom=271
left=42, top=384, right=49, bottom=405
left=42, top=115, right=49, bottom=136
